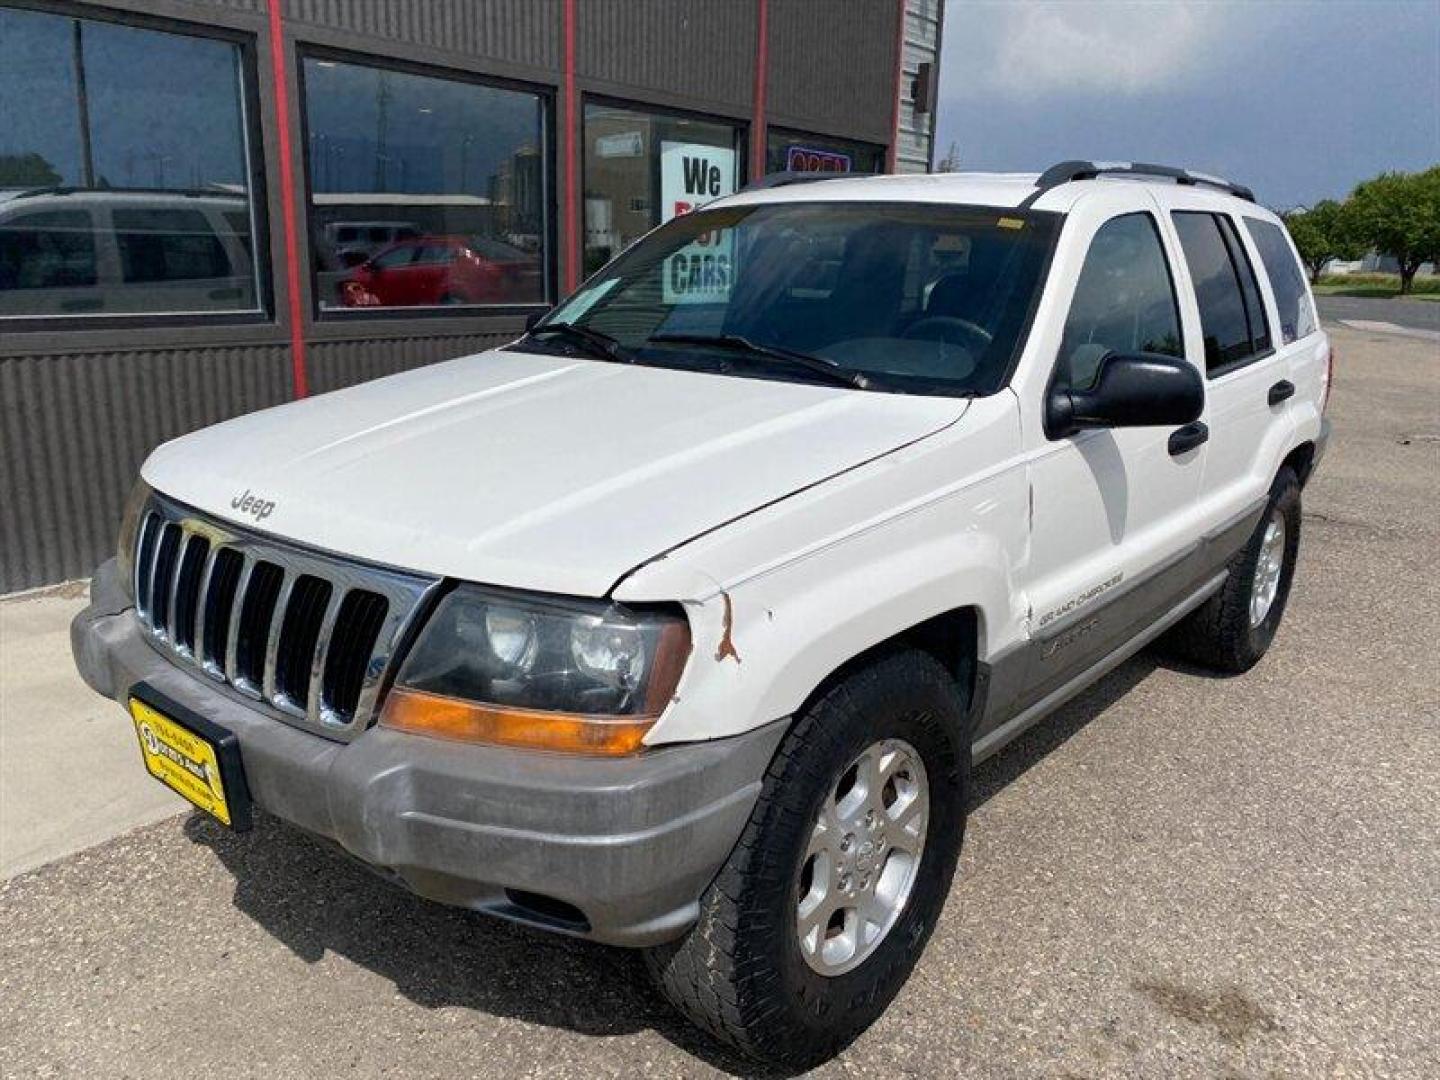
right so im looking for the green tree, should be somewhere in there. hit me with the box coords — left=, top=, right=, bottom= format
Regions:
left=0, top=152, right=61, bottom=188
left=1282, top=200, right=1361, bottom=284
left=1346, top=166, right=1440, bottom=295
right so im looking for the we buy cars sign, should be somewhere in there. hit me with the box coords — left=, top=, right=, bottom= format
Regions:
left=660, top=141, right=736, bottom=304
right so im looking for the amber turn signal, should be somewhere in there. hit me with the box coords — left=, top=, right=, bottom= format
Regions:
left=379, top=687, right=655, bottom=755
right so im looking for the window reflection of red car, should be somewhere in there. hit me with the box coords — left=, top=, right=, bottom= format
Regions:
left=340, top=235, right=539, bottom=307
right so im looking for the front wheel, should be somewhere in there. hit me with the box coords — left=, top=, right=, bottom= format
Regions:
left=645, top=649, right=969, bottom=1069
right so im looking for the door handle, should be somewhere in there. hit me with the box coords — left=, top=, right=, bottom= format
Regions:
left=1268, top=379, right=1295, bottom=406
left=1168, top=421, right=1209, bottom=456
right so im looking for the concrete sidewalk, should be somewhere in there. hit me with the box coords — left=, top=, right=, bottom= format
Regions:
left=0, top=584, right=182, bottom=879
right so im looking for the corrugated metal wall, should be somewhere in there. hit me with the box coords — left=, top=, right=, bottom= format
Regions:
left=1, top=0, right=932, bottom=592
left=306, top=333, right=519, bottom=394
left=282, top=0, right=560, bottom=72
left=767, top=0, right=899, bottom=144
left=577, top=0, right=755, bottom=113
left=0, top=347, right=292, bottom=588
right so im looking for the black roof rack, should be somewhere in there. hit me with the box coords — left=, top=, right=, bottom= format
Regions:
left=1026, top=160, right=1255, bottom=204
left=742, top=170, right=857, bottom=192
left=6, top=185, right=240, bottom=201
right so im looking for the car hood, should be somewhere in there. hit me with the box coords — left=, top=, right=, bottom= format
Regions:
left=143, top=348, right=967, bottom=596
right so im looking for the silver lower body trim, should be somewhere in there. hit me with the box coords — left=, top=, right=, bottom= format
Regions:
left=973, top=571, right=1226, bottom=764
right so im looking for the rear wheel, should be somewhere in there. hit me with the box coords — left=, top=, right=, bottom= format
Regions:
left=645, top=649, right=969, bottom=1069
left=1161, top=467, right=1301, bottom=673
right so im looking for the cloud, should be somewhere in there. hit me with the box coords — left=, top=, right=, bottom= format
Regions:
left=945, top=1, right=1252, bottom=99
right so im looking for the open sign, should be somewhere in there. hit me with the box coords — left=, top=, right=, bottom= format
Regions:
left=785, top=145, right=853, bottom=173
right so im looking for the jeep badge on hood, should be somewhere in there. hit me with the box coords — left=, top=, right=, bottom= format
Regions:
left=230, top=489, right=276, bottom=522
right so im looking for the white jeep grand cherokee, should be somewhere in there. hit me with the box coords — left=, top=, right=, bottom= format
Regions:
left=73, top=160, right=1330, bottom=1068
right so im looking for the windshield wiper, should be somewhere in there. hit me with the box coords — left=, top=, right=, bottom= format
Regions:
left=525, top=321, right=637, bottom=365
left=646, top=332, right=873, bottom=391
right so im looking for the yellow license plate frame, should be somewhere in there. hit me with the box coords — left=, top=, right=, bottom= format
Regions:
left=129, top=688, right=251, bottom=830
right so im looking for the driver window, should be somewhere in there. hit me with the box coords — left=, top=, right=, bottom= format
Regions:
left=371, top=245, right=418, bottom=270
left=1056, top=213, right=1182, bottom=393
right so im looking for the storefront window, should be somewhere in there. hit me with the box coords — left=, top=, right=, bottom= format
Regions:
left=764, top=130, right=884, bottom=177
left=302, top=57, right=547, bottom=312
left=583, top=103, right=742, bottom=277
left=0, top=8, right=260, bottom=318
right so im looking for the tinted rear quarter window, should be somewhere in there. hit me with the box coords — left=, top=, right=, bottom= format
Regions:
left=1172, top=211, right=1272, bottom=374
left=1245, top=217, right=1317, bottom=343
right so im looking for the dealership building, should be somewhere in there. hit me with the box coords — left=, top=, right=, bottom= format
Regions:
left=0, top=0, right=943, bottom=591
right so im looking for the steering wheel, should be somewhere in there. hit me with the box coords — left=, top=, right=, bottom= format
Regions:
left=901, top=316, right=993, bottom=351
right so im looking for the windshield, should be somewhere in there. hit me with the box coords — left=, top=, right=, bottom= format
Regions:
left=531, top=200, right=1059, bottom=396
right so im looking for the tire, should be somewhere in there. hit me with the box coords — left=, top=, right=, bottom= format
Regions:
left=1161, top=466, right=1301, bottom=674
left=645, top=649, right=970, bottom=1069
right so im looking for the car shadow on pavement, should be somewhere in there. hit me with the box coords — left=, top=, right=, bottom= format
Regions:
left=183, top=648, right=1188, bottom=1078
left=182, top=811, right=791, bottom=1077
left=970, top=652, right=1160, bottom=808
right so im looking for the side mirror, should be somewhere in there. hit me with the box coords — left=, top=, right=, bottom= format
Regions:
left=1046, top=352, right=1203, bottom=438
left=524, top=307, right=551, bottom=332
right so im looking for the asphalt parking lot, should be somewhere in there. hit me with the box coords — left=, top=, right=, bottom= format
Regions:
left=1, top=324, right=1436, bottom=1078
left=1316, top=293, right=1440, bottom=334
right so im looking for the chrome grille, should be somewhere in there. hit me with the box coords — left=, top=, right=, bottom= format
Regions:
left=133, top=494, right=438, bottom=741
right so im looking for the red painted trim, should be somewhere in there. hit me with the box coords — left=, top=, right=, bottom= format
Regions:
left=886, top=0, right=906, bottom=173
left=266, top=1, right=307, bottom=398
left=750, top=0, right=769, bottom=181
left=562, top=0, right=579, bottom=291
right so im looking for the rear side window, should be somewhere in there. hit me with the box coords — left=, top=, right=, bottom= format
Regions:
left=1056, top=213, right=1183, bottom=393
left=1245, top=217, right=1317, bottom=344
left=114, top=208, right=231, bottom=284
left=0, top=210, right=98, bottom=291
left=1172, top=211, right=1272, bottom=375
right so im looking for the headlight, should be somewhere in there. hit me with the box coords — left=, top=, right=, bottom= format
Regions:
left=114, top=478, right=153, bottom=599
left=380, top=584, right=691, bottom=755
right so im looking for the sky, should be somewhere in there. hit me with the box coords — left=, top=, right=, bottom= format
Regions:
left=934, top=0, right=1440, bottom=210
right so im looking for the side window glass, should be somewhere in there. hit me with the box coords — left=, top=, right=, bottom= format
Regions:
left=1056, top=213, right=1183, bottom=393
left=417, top=244, right=456, bottom=265
left=114, top=208, right=231, bottom=284
left=222, top=210, right=253, bottom=261
left=1219, top=216, right=1271, bottom=355
left=1245, top=217, right=1316, bottom=344
left=0, top=7, right=261, bottom=317
left=371, top=246, right=416, bottom=270
left=0, top=210, right=98, bottom=291
left=1173, top=211, right=1270, bottom=375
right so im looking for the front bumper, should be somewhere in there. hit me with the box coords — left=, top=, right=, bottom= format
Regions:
left=72, top=559, right=785, bottom=947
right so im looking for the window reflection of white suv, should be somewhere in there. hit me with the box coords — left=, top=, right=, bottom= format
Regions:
left=72, top=161, right=1330, bottom=1069
left=0, top=188, right=255, bottom=316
